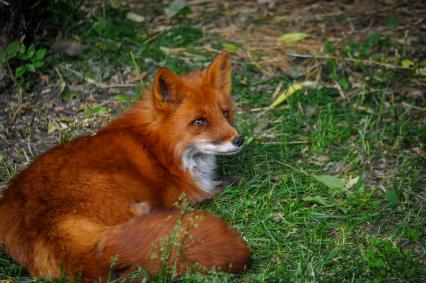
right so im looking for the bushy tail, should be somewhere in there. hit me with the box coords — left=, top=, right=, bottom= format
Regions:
left=68, top=210, right=250, bottom=281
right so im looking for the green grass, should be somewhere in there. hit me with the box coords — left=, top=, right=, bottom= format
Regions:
left=1, top=1, right=425, bottom=282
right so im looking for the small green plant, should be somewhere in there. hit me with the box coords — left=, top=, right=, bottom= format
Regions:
left=0, top=41, right=46, bottom=82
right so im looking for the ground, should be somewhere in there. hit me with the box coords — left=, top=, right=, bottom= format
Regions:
left=0, top=0, right=425, bottom=282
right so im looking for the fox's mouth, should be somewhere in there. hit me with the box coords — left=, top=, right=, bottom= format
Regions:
left=192, top=141, right=243, bottom=156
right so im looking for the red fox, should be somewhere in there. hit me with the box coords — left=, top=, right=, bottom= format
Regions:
left=0, top=52, right=250, bottom=281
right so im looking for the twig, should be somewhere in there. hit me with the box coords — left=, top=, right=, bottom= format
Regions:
left=130, top=51, right=146, bottom=84
left=271, top=81, right=283, bottom=98
left=288, top=52, right=412, bottom=70
left=401, top=102, right=426, bottom=112
left=61, top=66, right=136, bottom=89
left=246, top=50, right=274, bottom=76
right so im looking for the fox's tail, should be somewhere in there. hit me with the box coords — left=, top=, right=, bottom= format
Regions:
left=17, top=209, right=250, bottom=281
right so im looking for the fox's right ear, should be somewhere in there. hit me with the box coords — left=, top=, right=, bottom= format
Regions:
left=152, top=67, right=182, bottom=111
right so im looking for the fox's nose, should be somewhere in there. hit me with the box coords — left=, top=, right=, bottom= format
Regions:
left=231, top=135, right=244, bottom=147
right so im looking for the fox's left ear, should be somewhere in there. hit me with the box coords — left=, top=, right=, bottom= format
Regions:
left=205, top=52, right=231, bottom=95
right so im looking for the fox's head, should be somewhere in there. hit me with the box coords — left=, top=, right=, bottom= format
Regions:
left=150, top=52, right=244, bottom=167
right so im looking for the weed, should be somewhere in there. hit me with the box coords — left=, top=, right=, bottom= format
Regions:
left=0, top=41, right=47, bottom=89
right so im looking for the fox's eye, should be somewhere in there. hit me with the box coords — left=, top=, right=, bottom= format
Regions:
left=223, top=111, right=229, bottom=119
left=193, top=118, right=208, bottom=127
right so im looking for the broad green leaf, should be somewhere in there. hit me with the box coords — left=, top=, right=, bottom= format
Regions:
left=33, top=60, right=44, bottom=68
left=313, top=174, right=345, bottom=190
left=302, top=195, right=328, bottom=206
left=385, top=14, right=400, bottom=29
left=60, top=91, right=77, bottom=102
left=26, top=45, right=36, bottom=59
left=15, top=66, right=26, bottom=78
left=165, top=0, right=186, bottom=17
left=339, top=78, right=350, bottom=91
left=84, top=106, right=108, bottom=117
left=365, top=33, right=381, bottom=45
left=386, top=188, right=399, bottom=207
left=245, top=136, right=254, bottom=145
left=25, top=64, right=36, bottom=72
left=92, top=19, right=108, bottom=35
left=404, top=227, right=419, bottom=242
left=223, top=43, right=239, bottom=53
left=363, top=249, right=385, bottom=268
left=324, top=42, right=336, bottom=54
left=5, top=41, right=21, bottom=59
left=401, top=59, right=414, bottom=68
left=115, top=94, right=130, bottom=102
left=278, top=32, right=309, bottom=43
left=34, top=48, right=46, bottom=61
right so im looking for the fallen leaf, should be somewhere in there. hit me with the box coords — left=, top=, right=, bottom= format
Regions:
left=126, top=12, right=145, bottom=23
left=272, top=212, right=284, bottom=221
left=269, top=81, right=314, bottom=109
left=223, top=42, right=239, bottom=53
left=313, top=174, right=345, bottom=190
left=327, top=162, right=346, bottom=174
left=401, top=59, right=414, bottom=68
left=47, top=120, right=68, bottom=134
left=345, top=176, right=360, bottom=189
left=302, top=195, right=328, bottom=206
left=165, top=0, right=187, bottom=17
left=278, top=32, right=309, bottom=43
left=84, top=106, right=108, bottom=117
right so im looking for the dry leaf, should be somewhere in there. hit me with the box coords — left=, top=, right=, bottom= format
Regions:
left=269, top=81, right=315, bottom=109
left=278, top=32, right=310, bottom=43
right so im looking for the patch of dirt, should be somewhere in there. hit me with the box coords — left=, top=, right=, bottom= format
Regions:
left=0, top=72, right=137, bottom=178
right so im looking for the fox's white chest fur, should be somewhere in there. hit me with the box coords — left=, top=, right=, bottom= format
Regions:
left=182, top=148, right=219, bottom=192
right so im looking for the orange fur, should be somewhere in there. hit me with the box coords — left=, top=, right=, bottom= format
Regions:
left=0, top=52, right=250, bottom=281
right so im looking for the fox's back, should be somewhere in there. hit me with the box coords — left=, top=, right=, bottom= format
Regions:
left=0, top=130, right=167, bottom=229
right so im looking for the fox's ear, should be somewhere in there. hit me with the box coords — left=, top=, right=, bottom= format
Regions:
left=205, top=52, right=231, bottom=95
left=153, top=67, right=181, bottom=111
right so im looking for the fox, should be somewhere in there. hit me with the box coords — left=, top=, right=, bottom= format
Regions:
left=0, top=52, right=250, bottom=281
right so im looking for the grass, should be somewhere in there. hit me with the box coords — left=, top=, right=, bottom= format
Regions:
left=1, top=1, right=425, bottom=282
